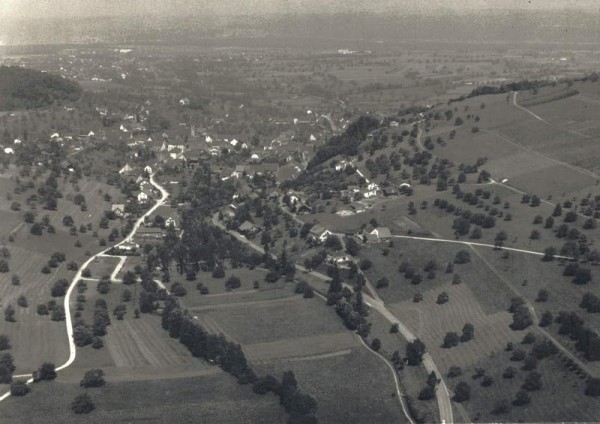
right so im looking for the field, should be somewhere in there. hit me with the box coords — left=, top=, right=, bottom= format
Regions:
left=255, top=348, right=408, bottom=424
left=1, top=373, right=285, bottom=423
left=474, top=247, right=600, bottom=375
left=0, top=172, right=136, bottom=373
left=190, top=282, right=409, bottom=423
left=451, top=350, right=599, bottom=423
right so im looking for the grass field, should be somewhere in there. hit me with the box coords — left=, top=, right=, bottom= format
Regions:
left=255, top=347, right=408, bottom=424
left=1, top=373, right=286, bottom=423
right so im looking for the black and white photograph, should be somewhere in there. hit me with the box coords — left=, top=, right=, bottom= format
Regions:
left=0, top=1, right=600, bottom=422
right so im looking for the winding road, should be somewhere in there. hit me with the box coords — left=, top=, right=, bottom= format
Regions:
left=0, top=172, right=169, bottom=403
left=212, top=213, right=454, bottom=424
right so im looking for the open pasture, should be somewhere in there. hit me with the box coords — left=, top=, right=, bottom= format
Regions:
left=1, top=372, right=285, bottom=424
left=197, top=295, right=348, bottom=345
left=255, top=347, right=408, bottom=424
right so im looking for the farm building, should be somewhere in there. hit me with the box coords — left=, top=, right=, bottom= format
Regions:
left=308, top=225, right=332, bottom=244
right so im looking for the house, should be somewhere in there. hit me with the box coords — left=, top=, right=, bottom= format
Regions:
left=13, top=138, right=22, bottom=145
left=118, top=241, right=139, bottom=252
left=239, top=221, right=260, bottom=237
left=349, top=202, right=367, bottom=214
left=144, top=165, right=153, bottom=174
left=135, top=226, right=164, bottom=240
left=251, top=153, right=260, bottom=161
left=327, top=253, right=351, bottom=265
left=137, top=191, right=149, bottom=203
left=382, top=186, right=398, bottom=197
left=369, top=227, right=392, bottom=243
left=165, top=217, right=177, bottom=229
left=231, top=165, right=246, bottom=179
left=205, top=136, right=213, bottom=143
left=119, top=163, right=134, bottom=175
left=221, top=204, right=237, bottom=220
left=230, top=138, right=239, bottom=147
left=179, top=97, right=191, bottom=106
left=4, top=148, right=14, bottom=155
left=111, top=204, right=126, bottom=217
left=308, top=225, right=332, bottom=244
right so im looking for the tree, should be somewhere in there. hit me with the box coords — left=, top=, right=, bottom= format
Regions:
left=510, top=305, right=533, bottom=330
left=4, top=304, right=15, bottom=322
left=513, top=390, right=530, bottom=406
left=443, top=332, right=460, bottom=348
left=80, top=369, right=105, bottom=388
left=542, top=246, right=556, bottom=261
left=34, top=362, right=57, bottom=381
left=0, top=260, right=9, bottom=273
left=539, top=311, right=553, bottom=327
left=406, top=339, right=426, bottom=365
left=460, top=323, right=475, bottom=342
left=522, top=371, right=542, bottom=391
left=453, top=381, right=470, bottom=402
left=225, top=276, right=241, bottom=290
left=71, top=393, right=95, bottom=414
left=418, top=385, right=435, bottom=400
left=122, top=271, right=137, bottom=285
left=437, top=292, right=449, bottom=304
left=10, top=381, right=30, bottom=396
left=492, top=399, right=510, bottom=415
left=371, top=338, right=382, bottom=352
left=51, top=306, right=66, bottom=322
left=0, top=335, right=10, bottom=351
left=503, top=366, right=516, bottom=379
left=454, top=250, right=471, bottom=264
left=448, top=366, right=462, bottom=378
left=536, top=289, right=549, bottom=302
left=573, top=267, right=592, bottom=285
left=585, top=378, right=600, bottom=397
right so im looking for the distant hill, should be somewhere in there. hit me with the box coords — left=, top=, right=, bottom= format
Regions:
left=0, top=66, right=82, bottom=111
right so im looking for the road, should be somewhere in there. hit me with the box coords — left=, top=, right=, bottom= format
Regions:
left=0, top=172, right=169, bottom=403
left=212, top=213, right=454, bottom=424
left=389, top=233, right=574, bottom=261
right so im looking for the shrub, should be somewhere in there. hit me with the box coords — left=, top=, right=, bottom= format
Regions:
left=71, top=393, right=95, bottom=414
left=10, top=381, right=30, bottom=396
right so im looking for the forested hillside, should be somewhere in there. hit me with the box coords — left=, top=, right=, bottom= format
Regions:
left=0, top=66, right=82, bottom=110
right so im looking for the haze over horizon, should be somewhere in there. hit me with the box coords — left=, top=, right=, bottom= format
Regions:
left=2, top=0, right=600, bottom=22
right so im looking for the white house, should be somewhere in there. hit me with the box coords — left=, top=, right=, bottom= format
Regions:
left=205, top=136, right=213, bottom=143
left=230, top=138, right=239, bottom=147
left=137, top=192, right=150, bottom=203
left=165, top=217, right=177, bottom=229
left=50, top=132, right=60, bottom=139
left=251, top=153, right=260, bottom=161
left=119, top=163, right=134, bottom=175
left=13, top=138, right=22, bottom=145
left=308, top=225, right=332, bottom=244
left=179, top=97, right=190, bottom=106
left=4, top=147, right=14, bottom=155
left=144, top=165, right=153, bottom=174
left=119, top=124, right=129, bottom=133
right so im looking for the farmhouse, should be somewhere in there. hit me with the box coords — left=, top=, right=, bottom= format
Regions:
left=119, top=163, right=135, bottom=175
left=111, top=204, right=126, bottom=217
left=368, top=227, right=392, bottom=243
left=135, top=226, right=164, bottom=240
left=239, top=221, right=260, bottom=237
left=308, top=225, right=332, bottom=244
left=327, top=253, right=351, bottom=265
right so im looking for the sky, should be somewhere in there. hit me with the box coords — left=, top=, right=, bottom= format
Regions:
left=2, top=0, right=600, bottom=21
